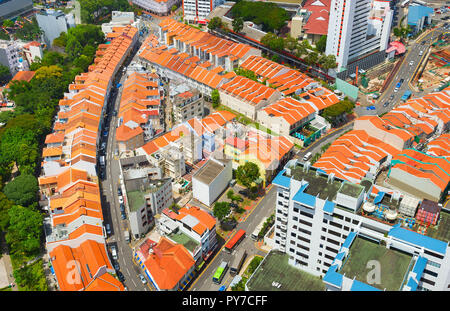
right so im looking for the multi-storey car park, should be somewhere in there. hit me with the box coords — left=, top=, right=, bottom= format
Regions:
left=270, top=160, right=450, bottom=291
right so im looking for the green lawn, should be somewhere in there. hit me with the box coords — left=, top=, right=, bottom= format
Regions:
left=246, top=250, right=325, bottom=291
left=339, top=237, right=412, bottom=291
left=426, top=211, right=450, bottom=243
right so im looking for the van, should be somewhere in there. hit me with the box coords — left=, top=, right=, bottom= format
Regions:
left=303, top=152, right=312, bottom=161
left=124, top=230, right=130, bottom=243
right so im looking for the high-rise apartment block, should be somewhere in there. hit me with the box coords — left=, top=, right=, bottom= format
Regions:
left=325, top=0, right=393, bottom=71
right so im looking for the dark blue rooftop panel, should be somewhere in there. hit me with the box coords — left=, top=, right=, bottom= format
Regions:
left=323, top=200, right=335, bottom=214
left=272, top=170, right=291, bottom=189
left=388, top=224, right=448, bottom=255
left=350, top=279, right=382, bottom=291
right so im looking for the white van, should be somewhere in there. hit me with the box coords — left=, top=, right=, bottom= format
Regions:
left=303, top=152, right=312, bottom=161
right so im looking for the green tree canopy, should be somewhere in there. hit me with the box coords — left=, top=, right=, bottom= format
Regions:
left=0, top=192, right=13, bottom=231
left=260, top=32, right=285, bottom=52
left=13, top=260, right=48, bottom=291
left=2, top=19, right=14, bottom=28
left=316, top=35, right=327, bottom=53
left=53, top=31, right=68, bottom=48
left=3, top=174, right=39, bottom=207
left=232, top=17, right=244, bottom=33
left=213, top=202, right=231, bottom=221
left=236, top=162, right=260, bottom=189
left=5, top=205, right=42, bottom=259
left=208, top=17, right=224, bottom=31
left=0, top=64, right=11, bottom=85
left=211, top=89, right=220, bottom=108
left=231, top=1, right=289, bottom=33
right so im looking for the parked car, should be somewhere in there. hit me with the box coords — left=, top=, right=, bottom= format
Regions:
left=105, top=224, right=111, bottom=235
left=117, top=271, right=125, bottom=282
left=111, top=245, right=118, bottom=260
left=230, top=203, right=238, bottom=209
left=219, top=285, right=226, bottom=291
left=120, top=203, right=125, bottom=213
left=113, top=261, right=120, bottom=271
left=139, top=274, right=147, bottom=285
left=117, top=187, right=122, bottom=196
left=121, top=211, right=127, bottom=220
left=118, top=196, right=124, bottom=204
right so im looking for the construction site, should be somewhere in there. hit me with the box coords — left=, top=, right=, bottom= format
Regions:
left=415, top=33, right=450, bottom=91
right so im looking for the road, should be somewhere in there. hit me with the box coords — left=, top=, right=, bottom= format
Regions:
left=189, top=186, right=277, bottom=291
left=355, top=25, right=447, bottom=117
left=98, top=32, right=152, bottom=291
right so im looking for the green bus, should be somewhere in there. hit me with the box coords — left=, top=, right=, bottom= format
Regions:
left=212, top=261, right=228, bottom=284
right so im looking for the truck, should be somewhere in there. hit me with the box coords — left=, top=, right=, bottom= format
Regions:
left=401, top=90, right=412, bottom=101
left=251, top=217, right=267, bottom=241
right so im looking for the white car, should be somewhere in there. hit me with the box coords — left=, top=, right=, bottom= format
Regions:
left=409, top=61, right=414, bottom=66
left=139, top=274, right=147, bottom=285
left=118, top=196, right=124, bottom=204
left=419, top=50, right=423, bottom=56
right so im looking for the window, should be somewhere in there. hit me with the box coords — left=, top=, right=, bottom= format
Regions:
left=334, top=214, right=344, bottom=220
left=326, top=246, right=339, bottom=253
left=423, top=269, right=438, bottom=278
left=327, top=238, right=340, bottom=246
left=299, top=219, right=312, bottom=227
left=420, top=277, right=435, bottom=286
left=329, top=221, right=343, bottom=229
left=300, top=210, right=313, bottom=218
left=328, top=229, right=341, bottom=238
left=424, top=250, right=444, bottom=260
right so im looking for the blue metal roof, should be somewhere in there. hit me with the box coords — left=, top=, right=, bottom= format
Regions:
left=272, top=169, right=291, bottom=189
left=323, top=265, right=343, bottom=288
left=342, top=231, right=357, bottom=249
left=411, top=256, right=428, bottom=281
left=408, top=5, right=434, bottom=25
left=350, top=279, right=381, bottom=291
left=389, top=224, right=448, bottom=255
left=374, top=191, right=385, bottom=205
left=406, top=277, right=418, bottom=291
left=293, top=190, right=316, bottom=208
left=323, top=200, right=335, bottom=214
left=335, top=251, right=345, bottom=262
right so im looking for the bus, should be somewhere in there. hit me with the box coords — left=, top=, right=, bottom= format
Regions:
left=230, top=249, right=247, bottom=276
left=251, top=217, right=267, bottom=241
left=224, top=229, right=246, bottom=253
left=212, top=261, right=228, bottom=284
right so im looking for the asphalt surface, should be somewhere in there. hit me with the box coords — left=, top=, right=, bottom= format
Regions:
left=98, top=34, right=152, bottom=291
left=189, top=186, right=277, bottom=291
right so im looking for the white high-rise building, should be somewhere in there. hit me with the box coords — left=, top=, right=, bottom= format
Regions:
left=325, top=0, right=393, bottom=71
left=183, top=0, right=225, bottom=23
left=272, top=160, right=450, bottom=291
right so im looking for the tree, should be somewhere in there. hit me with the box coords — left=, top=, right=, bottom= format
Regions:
left=231, top=1, right=289, bottom=33
left=171, top=5, right=177, bottom=12
left=6, top=205, right=42, bottom=260
left=284, top=35, right=298, bottom=52
left=13, top=260, right=48, bottom=291
left=2, top=19, right=14, bottom=28
left=208, top=17, right=223, bottom=31
left=227, top=189, right=235, bottom=201
left=0, top=192, right=13, bottom=231
left=316, top=35, right=327, bottom=53
left=304, top=51, right=319, bottom=65
left=3, top=174, right=38, bottom=207
left=236, top=162, right=260, bottom=190
left=261, top=32, right=285, bottom=52
left=0, top=64, right=11, bottom=85
left=213, top=202, right=230, bottom=221
left=318, top=54, right=337, bottom=70
left=211, top=89, right=220, bottom=108
left=53, top=32, right=67, bottom=48
left=232, top=17, right=244, bottom=33
left=393, top=27, right=402, bottom=38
